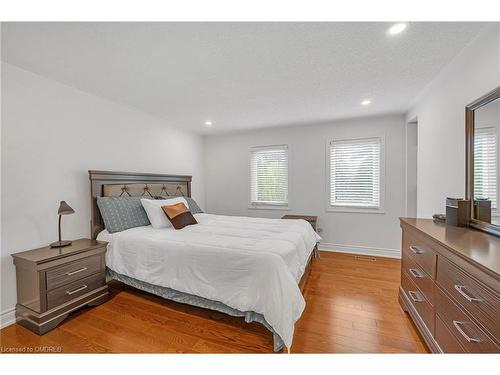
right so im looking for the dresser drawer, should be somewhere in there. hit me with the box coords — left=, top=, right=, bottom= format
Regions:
left=46, top=254, right=103, bottom=291
left=435, top=286, right=499, bottom=353
left=401, top=271, right=435, bottom=334
left=435, top=315, right=466, bottom=353
left=46, top=271, right=106, bottom=310
left=436, top=255, right=500, bottom=341
left=402, top=251, right=434, bottom=305
left=402, top=230, right=437, bottom=278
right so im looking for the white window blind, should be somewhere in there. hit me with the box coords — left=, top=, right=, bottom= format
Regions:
left=329, top=137, right=381, bottom=208
left=250, top=145, right=288, bottom=206
left=474, top=127, right=497, bottom=209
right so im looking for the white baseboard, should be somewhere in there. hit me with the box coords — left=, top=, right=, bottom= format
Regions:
left=319, top=242, right=401, bottom=259
left=0, top=307, right=16, bottom=329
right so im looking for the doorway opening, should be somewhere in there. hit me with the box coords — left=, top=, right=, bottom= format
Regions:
left=406, top=119, right=418, bottom=217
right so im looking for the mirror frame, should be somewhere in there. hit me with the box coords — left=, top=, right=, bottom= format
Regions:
left=465, top=86, right=500, bottom=237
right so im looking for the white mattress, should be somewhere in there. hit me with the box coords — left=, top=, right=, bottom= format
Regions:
left=98, top=213, right=321, bottom=349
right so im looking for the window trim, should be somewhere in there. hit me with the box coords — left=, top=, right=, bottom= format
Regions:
left=325, top=136, right=386, bottom=214
left=248, top=144, right=291, bottom=210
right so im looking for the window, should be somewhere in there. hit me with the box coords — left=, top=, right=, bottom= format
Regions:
left=474, top=127, right=497, bottom=209
left=250, top=145, right=289, bottom=207
left=328, top=137, right=382, bottom=210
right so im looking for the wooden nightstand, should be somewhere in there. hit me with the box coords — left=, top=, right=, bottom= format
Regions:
left=281, top=214, right=318, bottom=232
left=11, top=238, right=109, bottom=335
left=281, top=215, right=320, bottom=258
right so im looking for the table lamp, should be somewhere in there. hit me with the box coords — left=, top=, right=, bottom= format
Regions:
left=50, top=201, right=75, bottom=248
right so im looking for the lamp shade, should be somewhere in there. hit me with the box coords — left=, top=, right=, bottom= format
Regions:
left=57, top=201, right=75, bottom=215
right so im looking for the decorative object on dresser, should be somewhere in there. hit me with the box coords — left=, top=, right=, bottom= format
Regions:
left=11, top=239, right=109, bottom=335
left=432, top=213, right=446, bottom=224
left=49, top=200, right=75, bottom=248
left=399, top=218, right=500, bottom=353
left=445, top=198, right=470, bottom=227
left=474, top=198, right=492, bottom=223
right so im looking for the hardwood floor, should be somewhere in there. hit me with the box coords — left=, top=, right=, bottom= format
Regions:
left=0, top=251, right=429, bottom=353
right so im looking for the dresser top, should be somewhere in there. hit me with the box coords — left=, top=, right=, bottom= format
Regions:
left=11, top=238, right=107, bottom=264
left=400, top=218, right=500, bottom=276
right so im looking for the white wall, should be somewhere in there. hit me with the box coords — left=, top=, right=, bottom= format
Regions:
left=406, top=25, right=500, bottom=218
left=0, top=63, right=205, bottom=325
left=204, top=114, right=406, bottom=257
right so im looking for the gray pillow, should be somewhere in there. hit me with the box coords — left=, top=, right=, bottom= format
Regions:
left=97, top=196, right=151, bottom=233
left=185, top=197, right=204, bottom=214
left=154, top=196, right=204, bottom=214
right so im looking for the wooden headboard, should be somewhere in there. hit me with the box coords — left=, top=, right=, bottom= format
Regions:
left=89, top=170, right=192, bottom=239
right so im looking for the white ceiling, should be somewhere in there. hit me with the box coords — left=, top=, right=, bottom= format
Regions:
left=1, top=22, right=488, bottom=134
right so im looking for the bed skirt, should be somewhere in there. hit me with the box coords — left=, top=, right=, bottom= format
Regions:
left=106, top=268, right=285, bottom=352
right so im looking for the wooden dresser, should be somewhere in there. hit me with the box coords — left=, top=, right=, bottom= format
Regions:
left=11, top=239, right=109, bottom=334
left=399, top=218, right=500, bottom=353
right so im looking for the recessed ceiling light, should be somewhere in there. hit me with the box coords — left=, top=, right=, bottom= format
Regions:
left=361, top=100, right=372, bottom=106
left=204, top=121, right=213, bottom=127
left=387, top=23, right=407, bottom=36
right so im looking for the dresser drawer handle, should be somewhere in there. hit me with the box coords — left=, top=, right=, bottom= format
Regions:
left=452, top=321, right=480, bottom=343
left=454, top=285, right=483, bottom=303
left=409, top=268, right=425, bottom=278
left=65, top=267, right=88, bottom=276
left=65, top=284, right=88, bottom=295
left=408, top=290, right=424, bottom=303
left=409, top=245, right=424, bottom=254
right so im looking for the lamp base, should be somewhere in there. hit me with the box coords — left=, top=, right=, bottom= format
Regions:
left=50, top=240, right=72, bottom=248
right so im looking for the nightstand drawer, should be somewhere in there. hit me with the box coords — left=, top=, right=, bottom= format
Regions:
left=46, top=254, right=103, bottom=291
left=47, top=271, right=106, bottom=310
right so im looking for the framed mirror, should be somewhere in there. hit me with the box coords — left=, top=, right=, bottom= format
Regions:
left=465, top=86, right=500, bottom=236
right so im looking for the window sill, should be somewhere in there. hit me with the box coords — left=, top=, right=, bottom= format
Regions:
left=248, top=205, right=291, bottom=211
left=326, top=205, right=385, bottom=214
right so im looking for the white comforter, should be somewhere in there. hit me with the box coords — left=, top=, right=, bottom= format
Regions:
left=98, top=213, right=321, bottom=349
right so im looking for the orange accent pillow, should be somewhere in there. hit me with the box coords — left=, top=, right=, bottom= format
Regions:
left=162, top=202, right=197, bottom=229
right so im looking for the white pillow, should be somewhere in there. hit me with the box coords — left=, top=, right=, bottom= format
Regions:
left=141, top=197, right=189, bottom=229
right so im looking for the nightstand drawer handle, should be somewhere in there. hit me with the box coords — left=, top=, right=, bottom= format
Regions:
left=65, top=284, right=88, bottom=295
left=409, top=268, right=425, bottom=278
left=65, top=267, right=88, bottom=276
left=409, top=245, right=424, bottom=254
left=454, top=285, right=482, bottom=303
left=452, top=321, right=480, bottom=343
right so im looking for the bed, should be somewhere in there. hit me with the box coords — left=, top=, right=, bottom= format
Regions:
left=89, top=170, right=320, bottom=352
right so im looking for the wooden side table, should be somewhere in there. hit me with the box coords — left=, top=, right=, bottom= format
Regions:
left=281, top=214, right=318, bottom=231
left=11, top=238, right=109, bottom=335
left=281, top=214, right=320, bottom=257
